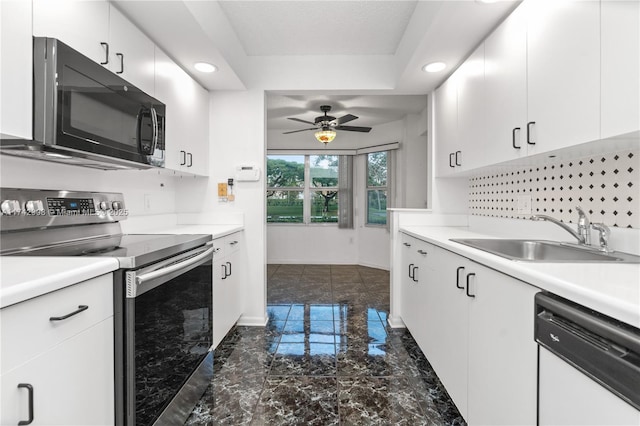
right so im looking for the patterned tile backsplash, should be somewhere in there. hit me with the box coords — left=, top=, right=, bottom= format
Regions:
left=468, top=149, right=639, bottom=228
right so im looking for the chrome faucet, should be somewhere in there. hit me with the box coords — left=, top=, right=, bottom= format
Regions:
left=591, top=223, right=611, bottom=252
left=530, top=206, right=591, bottom=246
left=575, top=206, right=591, bottom=245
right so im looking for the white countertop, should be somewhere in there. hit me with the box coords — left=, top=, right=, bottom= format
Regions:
left=0, top=257, right=119, bottom=309
left=401, top=225, right=640, bottom=328
left=138, top=224, right=243, bottom=239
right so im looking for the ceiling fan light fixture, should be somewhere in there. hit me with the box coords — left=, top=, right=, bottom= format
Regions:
left=315, top=128, right=337, bottom=144
left=422, top=62, right=446, bottom=73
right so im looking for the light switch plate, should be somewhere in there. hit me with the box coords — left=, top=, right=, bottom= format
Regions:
left=517, top=195, right=532, bottom=214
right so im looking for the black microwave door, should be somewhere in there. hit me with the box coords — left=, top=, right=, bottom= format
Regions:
left=57, top=63, right=150, bottom=163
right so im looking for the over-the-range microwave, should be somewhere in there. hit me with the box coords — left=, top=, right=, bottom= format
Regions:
left=0, top=37, right=165, bottom=170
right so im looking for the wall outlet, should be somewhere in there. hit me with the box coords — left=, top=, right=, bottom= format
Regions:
left=517, top=195, right=532, bottom=215
left=217, top=183, right=228, bottom=197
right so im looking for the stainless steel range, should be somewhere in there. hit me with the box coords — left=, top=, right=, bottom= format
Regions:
left=0, top=188, right=214, bottom=426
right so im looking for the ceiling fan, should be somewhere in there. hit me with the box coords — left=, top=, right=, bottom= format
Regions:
left=283, top=105, right=372, bottom=144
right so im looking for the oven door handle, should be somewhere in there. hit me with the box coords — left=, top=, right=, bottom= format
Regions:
left=126, top=245, right=214, bottom=297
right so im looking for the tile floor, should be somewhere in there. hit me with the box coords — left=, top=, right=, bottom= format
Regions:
left=186, top=264, right=465, bottom=425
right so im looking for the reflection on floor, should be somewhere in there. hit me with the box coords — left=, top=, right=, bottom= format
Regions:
left=186, top=264, right=465, bottom=425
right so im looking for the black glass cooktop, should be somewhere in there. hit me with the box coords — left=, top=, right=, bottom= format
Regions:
left=12, top=233, right=212, bottom=269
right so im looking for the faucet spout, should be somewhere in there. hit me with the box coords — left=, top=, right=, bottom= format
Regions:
left=530, top=214, right=585, bottom=244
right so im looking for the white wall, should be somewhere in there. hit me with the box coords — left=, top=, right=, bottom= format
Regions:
left=174, top=90, right=267, bottom=326
left=267, top=114, right=428, bottom=270
left=0, top=155, right=178, bottom=216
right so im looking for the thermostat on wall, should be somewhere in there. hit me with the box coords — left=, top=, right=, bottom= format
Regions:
left=235, top=165, right=260, bottom=181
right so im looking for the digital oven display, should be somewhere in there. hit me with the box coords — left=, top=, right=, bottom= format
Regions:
left=47, top=198, right=95, bottom=216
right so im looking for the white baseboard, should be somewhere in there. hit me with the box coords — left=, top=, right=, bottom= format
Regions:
left=387, top=315, right=406, bottom=329
left=237, top=314, right=268, bottom=327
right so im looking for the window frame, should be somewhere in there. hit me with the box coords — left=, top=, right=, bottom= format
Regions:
left=267, top=154, right=340, bottom=225
left=365, top=150, right=389, bottom=227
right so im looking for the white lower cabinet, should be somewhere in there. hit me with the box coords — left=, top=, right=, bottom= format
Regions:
left=399, top=234, right=539, bottom=425
left=0, top=274, right=114, bottom=426
left=212, top=232, right=244, bottom=348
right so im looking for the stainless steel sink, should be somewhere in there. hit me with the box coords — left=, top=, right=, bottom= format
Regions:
left=450, top=239, right=640, bottom=263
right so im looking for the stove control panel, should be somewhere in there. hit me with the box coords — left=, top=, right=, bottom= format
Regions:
left=0, top=189, right=126, bottom=232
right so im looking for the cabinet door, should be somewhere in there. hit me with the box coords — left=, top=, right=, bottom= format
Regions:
left=457, top=44, right=486, bottom=171
left=213, top=256, right=239, bottom=349
left=601, top=0, right=640, bottom=139
left=425, top=248, right=470, bottom=418
left=108, top=5, right=155, bottom=96
left=155, top=47, right=210, bottom=176
left=467, top=263, right=538, bottom=425
left=33, top=0, right=110, bottom=66
left=0, top=0, right=32, bottom=140
left=399, top=234, right=419, bottom=332
left=527, top=0, right=600, bottom=154
left=434, top=75, right=460, bottom=177
left=483, top=2, right=528, bottom=164
left=0, top=319, right=114, bottom=426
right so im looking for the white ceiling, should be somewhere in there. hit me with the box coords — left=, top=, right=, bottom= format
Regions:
left=218, top=1, right=418, bottom=56
left=267, top=93, right=427, bottom=131
left=115, top=0, right=520, bottom=146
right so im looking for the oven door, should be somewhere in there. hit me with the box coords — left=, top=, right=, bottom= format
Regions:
left=116, top=244, right=213, bottom=426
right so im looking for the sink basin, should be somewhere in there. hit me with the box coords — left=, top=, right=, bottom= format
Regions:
left=450, top=239, right=640, bottom=263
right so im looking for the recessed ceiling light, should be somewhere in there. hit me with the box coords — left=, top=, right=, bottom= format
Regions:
left=194, top=62, right=217, bottom=73
left=422, top=62, right=446, bottom=73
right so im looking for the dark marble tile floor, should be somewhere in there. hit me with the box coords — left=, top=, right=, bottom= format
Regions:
left=186, top=264, right=465, bottom=425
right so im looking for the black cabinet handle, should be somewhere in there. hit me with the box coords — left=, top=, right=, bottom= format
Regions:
left=18, top=383, right=34, bottom=425
left=221, top=264, right=228, bottom=280
left=180, top=150, right=186, bottom=166
left=527, top=121, right=536, bottom=145
left=187, top=152, right=193, bottom=167
left=455, top=267, right=465, bottom=289
left=412, top=266, right=419, bottom=282
left=115, top=53, right=124, bottom=74
left=50, top=305, right=88, bottom=321
left=466, top=273, right=476, bottom=298
left=408, top=263, right=414, bottom=279
left=226, top=261, right=232, bottom=278
left=455, top=151, right=461, bottom=166
left=512, top=127, right=521, bottom=149
left=403, top=242, right=411, bottom=247
left=449, top=153, right=455, bottom=168
left=100, top=42, right=109, bottom=65
left=417, top=250, right=427, bottom=256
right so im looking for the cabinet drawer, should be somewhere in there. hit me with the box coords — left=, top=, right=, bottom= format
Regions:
left=0, top=274, right=113, bottom=374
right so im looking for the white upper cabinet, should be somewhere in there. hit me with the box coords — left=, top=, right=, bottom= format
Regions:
left=482, top=2, right=528, bottom=164
left=457, top=44, right=486, bottom=171
left=526, top=0, right=600, bottom=154
left=434, top=74, right=461, bottom=177
left=0, top=0, right=32, bottom=140
left=108, top=5, right=155, bottom=96
left=600, top=0, right=640, bottom=139
left=155, top=47, right=210, bottom=176
left=33, top=1, right=156, bottom=96
left=33, top=0, right=110, bottom=65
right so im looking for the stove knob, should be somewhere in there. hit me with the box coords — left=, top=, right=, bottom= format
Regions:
left=1, top=200, right=21, bottom=215
left=112, top=201, right=122, bottom=210
left=25, top=200, right=45, bottom=215
left=98, top=201, right=109, bottom=211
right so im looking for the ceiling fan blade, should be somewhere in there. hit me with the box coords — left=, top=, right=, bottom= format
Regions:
left=283, top=128, right=317, bottom=134
left=335, top=114, right=358, bottom=125
left=335, top=125, right=372, bottom=133
left=288, top=117, right=316, bottom=125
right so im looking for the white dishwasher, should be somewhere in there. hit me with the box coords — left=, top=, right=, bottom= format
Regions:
left=535, top=293, right=640, bottom=426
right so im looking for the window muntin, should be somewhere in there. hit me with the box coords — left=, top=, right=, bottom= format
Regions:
left=366, top=151, right=388, bottom=225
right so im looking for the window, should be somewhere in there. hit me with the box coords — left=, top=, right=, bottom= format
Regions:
left=267, top=155, right=341, bottom=224
left=366, top=151, right=388, bottom=225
